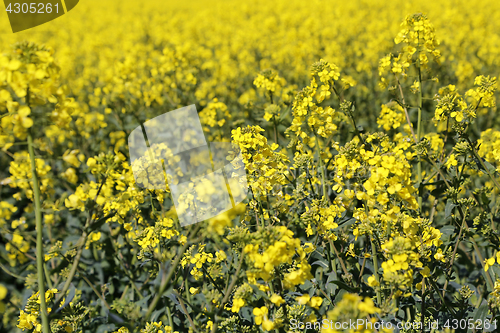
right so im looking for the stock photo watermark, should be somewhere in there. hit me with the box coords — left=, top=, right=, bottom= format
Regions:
left=290, top=318, right=498, bottom=332
left=3, top=0, right=79, bottom=32
left=128, top=104, right=248, bottom=227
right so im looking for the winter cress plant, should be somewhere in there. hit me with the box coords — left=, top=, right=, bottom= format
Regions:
left=1, top=1, right=500, bottom=333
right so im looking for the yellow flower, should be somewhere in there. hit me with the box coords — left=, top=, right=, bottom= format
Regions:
left=63, top=149, right=82, bottom=167
left=231, top=298, right=246, bottom=313
left=434, top=249, right=446, bottom=262
left=0, top=284, right=7, bottom=300
left=309, top=296, right=323, bottom=309
left=421, top=266, right=431, bottom=277
left=358, top=297, right=379, bottom=314
left=485, top=257, right=496, bottom=272
left=252, top=306, right=268, bottom=324
left=367, top=275, right=379, bottom=287
left=261, top=318, right=274, bottom=331
left=296, top=294, right=310, bottom=305
left=17, top=310, right=37, bottom=330
left=13, top=106, right=33, bottom=129
left=270, top=294, right=285, bottom=306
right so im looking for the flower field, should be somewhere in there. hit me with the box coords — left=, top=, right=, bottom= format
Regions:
left=1, top=0, right=500, bottom=332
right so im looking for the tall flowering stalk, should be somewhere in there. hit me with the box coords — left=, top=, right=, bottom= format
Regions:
left=27, top=123, right=50, bottom=333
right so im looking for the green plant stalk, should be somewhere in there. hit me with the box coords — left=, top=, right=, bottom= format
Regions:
left=273, top=116, right=278, bottom=144
left=256, top=194, right=266, bottom=225
left=466, top=136, right=500, bottom=192
left=268, top=280, right=275, bottom=296
left=314, top=133, right=328, bottom=203
left=43, top=264, right=53, bottom=289
left=416, top=56, right=423, bottom=213
left=421, top=278, right=425, bottom=333
left=0, top=262, right=26, bottom=281
left=330, top=83, right=364, bottom=144
left=329, top=239, right=349, bottom=278
left=201, top=265, right=225, bottom=297
left=185, top=277, right=191, bottom=304
left=370, top=237, right=382, bottom=305
left=211, top=248, right=245, bottom=333
left=326, top=242, right=335, bottom=277
left=396, top=77, right=418, bottom=143
left=406, top=307, right=412, bottom=323
left=80, top=274, right=111, bottom=310
left=144, top=240, right=190, bottom=321
left=311, top=279, right=333, bottom=306
left=471, top=241, right=494, bottom=291
left=174, top=290, right=199, bottom=333
left=28, top=130, right=50, bottom=333
left=107, top=225, right=143, bottom=299
left=144, top=223, right=201, bottom=322
left=166, top=304, right=174, bottom=328
left=346, top=105, right=365, bottom=145
left=427, top=159, right=495, bottom=291
left=427, top=275, right=456, bottom=315
left=54, top=230, right=87, bottom=309
left=442, top=213, right=466, bottom=298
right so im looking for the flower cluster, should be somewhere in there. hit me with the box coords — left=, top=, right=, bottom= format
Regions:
left=232, top=125, right=289, bottom=195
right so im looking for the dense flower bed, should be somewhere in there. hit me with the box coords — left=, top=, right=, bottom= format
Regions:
left=1, top=1, right=500, bottom=332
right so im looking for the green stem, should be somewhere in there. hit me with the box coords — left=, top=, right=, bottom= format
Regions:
left=185, top=277, right=191, bottom=305
left=330, top=84, right=364, bottom=144
left=43, top=264, right=53, bottom=289
left=346, top=104, right=365, bottom=145
left=28, top=130, right=50, bottom=333
left=144, top=224, right=201, bottom=322
left=428, top=275, right=455, bottom=315
left=472, top=240, right=495, bottom=291
left=0, top=262, right=25, bottom=281
left=166, top=303, right=174, bottom=328
left=428, top=158, right=495, bottom=291
left=211, top=248, right=245, bottom=333
left=466, top=136, right=500, bottom=192
left=314, top=134, right=328, bottom=203
left=416, top=55, right=423, bottom=213
left=396, top=77, right=417, bottom=143
left=326, top=242, right=334, bottom=276
left=174, top=290, right=199, bottom=333
left=421, top=278, right=425, bottom=333
left=370, top=237, right=381, bottom=305
left=81, top=274, right=111, bottom=310
left=329, top=239, right=349, bottom=278
left=107, top=225, right=143, bottom=299
left=442, top=213, right=466, bottom=298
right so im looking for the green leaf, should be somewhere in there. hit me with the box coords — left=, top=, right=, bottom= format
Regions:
left=440, top=225, right=456, bottom=238
left=88, top=211, right=117, bottom=232
left=311, top=260, right=328, bottom=268
left=477, top=158, right=497, bottom=174
left=445, top=200, right=456, bottom=220
left=467, top=304, right=488, bottom=333
left=55, top=283, right=75, bottom=313
left=329, top=280, right=359, bottom=293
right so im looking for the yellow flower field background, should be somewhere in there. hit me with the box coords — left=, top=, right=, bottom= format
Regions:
left=1, top=0, right=500, bottom=332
